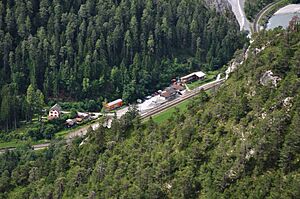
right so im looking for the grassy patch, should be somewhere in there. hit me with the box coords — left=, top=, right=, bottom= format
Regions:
left=0, top=141, right=21, bottom=149
left=0, top=139, right=49, bottom=149
left=152, top=99, right=191, bottom=124
left=10, top=121, right=39, bottom=135
left=186, top=73, right=217, bottom=90
left=55, top=125, right=84, bottom=138
left=55, top=118, right=102, bottom=138
left=0, top=117, right=102, bottom=149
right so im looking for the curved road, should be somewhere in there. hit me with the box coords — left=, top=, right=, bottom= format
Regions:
left=253, top=2, right=278, bottom=32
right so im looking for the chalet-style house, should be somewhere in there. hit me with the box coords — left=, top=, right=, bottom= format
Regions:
left=48, top=104, right=62, bottom=120
left=181, top=71, right=206, bottom=84
left=161, top=87, right=177, bottom=100
left=105, top=99, right=123, bottom=111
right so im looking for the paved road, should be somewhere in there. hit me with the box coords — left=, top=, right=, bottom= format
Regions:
left=0, top=143, right=51, bottom=154
left=228, top=0, right=252, bottom=34
left=32, top=143, right=51, bottom=150
left=0, top=79, right=227, bottom=153
left=253, top=2, right=278, bottom=32
left=0, top=0, right=255, bottom=153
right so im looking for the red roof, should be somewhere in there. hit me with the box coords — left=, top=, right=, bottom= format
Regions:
left=106, top=99, right=123, bottom=107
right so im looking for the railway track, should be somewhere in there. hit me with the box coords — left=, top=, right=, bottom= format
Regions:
left=2, top=0, right=274, bottom=154
left=0, top=79, right=225, bottom=153
left=253, top=1, right=280, bottom=33
left=140, top=79, right=225, bottom=120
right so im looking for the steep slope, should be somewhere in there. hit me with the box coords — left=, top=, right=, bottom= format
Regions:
left=245, top=0, right=276, bottom=20
left=1, top=28, right=300, bottom=198
left=0, top=0, right=247, bottom=131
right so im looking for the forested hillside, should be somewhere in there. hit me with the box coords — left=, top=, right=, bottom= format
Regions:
left=1, top=27, right=300, bottom=198
left=245, top=0, right=275, bottom=20
left=0, top=0, right=246, bottom=131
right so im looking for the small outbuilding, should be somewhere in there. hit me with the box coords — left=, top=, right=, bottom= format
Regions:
left=105, top=99, right=123, bottom=111
left=181, top=71, right=206, bottom=84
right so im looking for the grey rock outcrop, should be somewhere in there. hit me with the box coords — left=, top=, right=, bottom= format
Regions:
left=260, top=70, right=282, bottom=87
left=204, top=0, right=231, bottom=12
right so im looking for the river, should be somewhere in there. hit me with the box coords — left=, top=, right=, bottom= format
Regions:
left=227, top=0, right=252, bottom=33
left=267, top=4, right=300, bottom=30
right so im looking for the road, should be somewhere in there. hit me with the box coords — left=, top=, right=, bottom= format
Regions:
left=0, top=0, right=262, bottom=154
left=0, top=143, right=51, bottom=154
left=32, top=1, right=288, bottom=151
left=140, top=79, right=225, bottom=119
left=227, top=0, right=252, bottom=34
left=64, top=79, right=226, bottom=138
left=0, top=79, right=227, bottom=153
left=253, top=1, right=278, bottom=32
left=32, top=143, right=51, bottom=150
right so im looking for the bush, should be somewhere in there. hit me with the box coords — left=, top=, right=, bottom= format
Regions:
left=26, top=127, right=43, bottom=141
left=42, top=124, right=57, bottom=140
left=70, top=108, right=78, bottom=119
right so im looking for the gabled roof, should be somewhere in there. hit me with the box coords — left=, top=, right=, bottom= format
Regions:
left=50, top=103, right=62, bottom=112
left=172, top=83, right=185, bottom=91
left=161, top=87, right=177, bottom=98
left=107, top=99, right=123, bottom=107
left=165, top=87, right=176, bottom=94
left=181, top=71, right=206, bottom=80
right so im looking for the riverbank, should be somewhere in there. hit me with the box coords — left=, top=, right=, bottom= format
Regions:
left=228, top=0, right=252, bottom=33
left=255, top=0, right=291, bottom=30
left=267, top=3, right=300, bottom=29
left=274, top=4, right=300, bottom=14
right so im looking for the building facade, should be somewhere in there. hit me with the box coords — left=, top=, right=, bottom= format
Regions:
left=48, top=104, right=62, bottom=120
left=105, top=99, right=123, bottom=111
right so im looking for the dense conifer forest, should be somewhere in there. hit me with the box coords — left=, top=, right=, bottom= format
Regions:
left=0, top=0, right=247, bottom=131
left=0, top=27, right=300, bottom=198
left=245, top=0, right=276, bottom=20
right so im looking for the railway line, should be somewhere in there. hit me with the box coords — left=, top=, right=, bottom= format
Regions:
left=0, top=1, right=289, bottom=154
left=140, top=79, right=226, bottom=120
left=253, top=1, right=278, bottom=32
left=0, top=79, right=226, bottom=153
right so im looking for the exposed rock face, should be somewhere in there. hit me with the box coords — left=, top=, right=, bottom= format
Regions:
left=204, top=0, right=231, bottom=12
left=226, top=61, right=240, bottom=79
left=283, top=97, right=293, bottom=112
left=245, top=149, right=255, bottom=160
left=260, top=70, right=282, bottom=87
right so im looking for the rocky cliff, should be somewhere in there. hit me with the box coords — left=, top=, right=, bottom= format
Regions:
left=204, top=0, right=231, bottom=12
